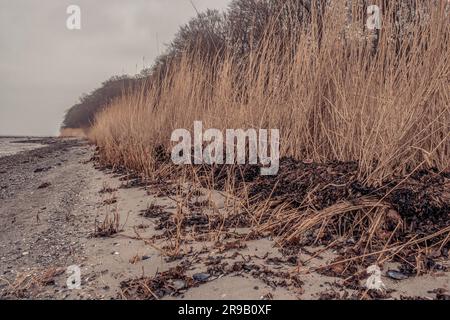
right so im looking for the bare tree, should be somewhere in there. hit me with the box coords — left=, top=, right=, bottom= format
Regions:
left=170, top=9, right=227, bottom=60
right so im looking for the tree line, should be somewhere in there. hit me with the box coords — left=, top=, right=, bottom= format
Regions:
left=62, top=0, right=425, bottom=130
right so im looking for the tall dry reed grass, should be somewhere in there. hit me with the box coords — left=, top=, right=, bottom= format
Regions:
left=90, top=1, right=449, bottom=185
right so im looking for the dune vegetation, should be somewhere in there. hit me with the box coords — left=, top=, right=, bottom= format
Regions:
left=72, top=0, right=449, bottom=273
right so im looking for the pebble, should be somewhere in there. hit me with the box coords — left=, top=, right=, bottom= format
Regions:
left=193, top=273, right=211, bottom=282
left=386, top=270, right=409, bottom=280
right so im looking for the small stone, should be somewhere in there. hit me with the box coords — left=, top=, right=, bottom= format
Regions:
left=193, top=273, right=210, bottom=282
left=386, top=270, right=409, bottom=280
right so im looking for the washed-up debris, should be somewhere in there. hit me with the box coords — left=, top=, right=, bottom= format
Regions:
left=399, top=295, right=429, bottom=300
left=37, top=182, right=51, bottom=189
left=265, top=256, right=298, bottom=267
left=222, top=260, right=304, bottom=290
left=319, top=290, right=342, bottom=300
left=386, top=270, right=409, bottom=280
left=34, top=167, right=51, bottom=173
left=186, top=159, right=449, bottom=276
left=195, top=159, right=449, bottom=226
left=103, top=197, right=117, bottom=205
left=427, top=288, right=450, bottom=300
left=360, top=289, right=393, bottom=300
left=99, top=185, right=117, bottom=194
left=129, top=254, right=140, bottom=264
left=140, top=203, right=167, bottom=219
left=204, top=256, right=225, bottom=266
left=93, top=151, right=449, bottom=296
left=129, top=254, right=151, bottom=264
left=261, top=293, right=273, bottom=300
left=215, top=240, right=247, bottom=253
left=119, top=266, right=198, bottom=300
left=1, top=267, right=65, bottom=299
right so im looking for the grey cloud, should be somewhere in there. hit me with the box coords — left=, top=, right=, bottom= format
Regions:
left=0, top=0, right=230, bottom=136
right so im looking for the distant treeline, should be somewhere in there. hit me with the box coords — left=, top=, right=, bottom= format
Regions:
left=62, top=75, right=140, bottom=129
left=62, top=0, right=422, bottom=130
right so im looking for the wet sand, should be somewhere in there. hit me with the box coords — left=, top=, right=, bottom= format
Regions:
left=0, top=137, right=49, bottom=158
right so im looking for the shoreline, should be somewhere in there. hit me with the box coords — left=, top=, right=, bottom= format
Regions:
left=0, top=139, right=448, bottom=300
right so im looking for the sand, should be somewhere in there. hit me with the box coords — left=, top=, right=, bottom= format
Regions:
left=0, top=138, right=448, bottom=300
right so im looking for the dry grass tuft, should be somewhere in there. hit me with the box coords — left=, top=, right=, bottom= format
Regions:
left=93, top=209, right=121, bottom=238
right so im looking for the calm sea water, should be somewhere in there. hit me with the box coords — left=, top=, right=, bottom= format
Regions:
left=0, top=137, right=44, bottom=158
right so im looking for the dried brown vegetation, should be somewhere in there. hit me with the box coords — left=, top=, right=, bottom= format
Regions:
left=88, top=1, right=449, bottom=274
left=0, top=268, right=65, bottom=298
left=93, top=209, right=121, bottom=238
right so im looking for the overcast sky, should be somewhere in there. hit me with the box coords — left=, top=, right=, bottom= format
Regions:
left=0, top=0, right=230, bottom=136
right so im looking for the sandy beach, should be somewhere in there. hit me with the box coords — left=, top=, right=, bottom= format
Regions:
left=0, top=138, right=448, bottom=300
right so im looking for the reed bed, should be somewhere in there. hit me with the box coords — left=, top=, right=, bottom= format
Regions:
left=89, top=1, right=449, bottom=270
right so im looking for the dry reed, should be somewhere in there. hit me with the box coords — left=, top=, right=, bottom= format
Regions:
left=88, top=1, right=449, bottom=266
